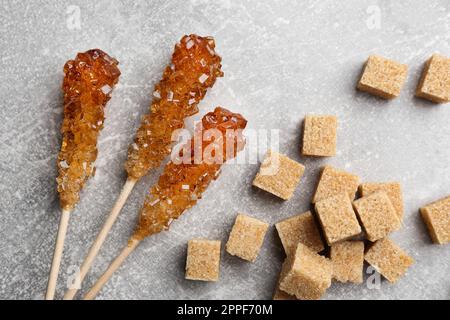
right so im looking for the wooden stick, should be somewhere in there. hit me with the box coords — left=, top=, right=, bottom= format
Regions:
left=63, top=177, right=137, bottom=300
left=83, top=238, right=141, bottom=300
left=45, top=208, right=71, bottom=300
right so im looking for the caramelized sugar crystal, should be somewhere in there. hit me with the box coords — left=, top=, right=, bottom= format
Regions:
left=132, top=107, right=247, bottom=240
left=57, top=49, right=121, bottom=210
left=125, top=35, right=224, bottom=180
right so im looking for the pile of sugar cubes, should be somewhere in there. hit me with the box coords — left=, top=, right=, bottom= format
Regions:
left=182, top=54, right=450, bottom=299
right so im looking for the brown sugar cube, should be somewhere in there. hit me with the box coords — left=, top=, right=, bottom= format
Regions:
left=185, top=239, right=221, bottom=282
left=312, top=166, right=359, bottom=203
left=302, top=115, right=338, bottom=157
left=357, top=55, right=408, bottom=99
left=330, top=241, right=364, bottom=283
left=279, top=243, right=332, bottom=300
left=275, top=211, right=324, bottom=256
left=353, top=191, right=401, bottom=242
left=416, top=54, right=450, bottom=103
left=420, top=196, right=450, bottom=244
left=359, top=182, right=404, bottom=221
left=273, top=259, right=296, bottom=300
left=314, top=193, right=362, bottom=246
left=253, top=150, right=305, bottom=200
left=225, top=214, right=269, bottom=262
left=365, top=238, right=414, bottom=283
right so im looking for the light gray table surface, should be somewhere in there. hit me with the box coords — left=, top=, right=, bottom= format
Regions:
left=0, top=0, right=449, bottom=300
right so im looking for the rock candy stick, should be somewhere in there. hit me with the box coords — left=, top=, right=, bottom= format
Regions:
left=125, top=34, right=223, bottom=179
left=46, top=49, right=121, bottom=300
left=63, top=35, right=223, bottom=300
left=83, top=107, right=247, bottom=300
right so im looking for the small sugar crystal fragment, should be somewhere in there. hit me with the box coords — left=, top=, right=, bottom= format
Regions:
left=275, top=211, right=324, bottom=256
left=59, top=160, right=69, bottom=169
left=353, top=191, right=401, bottom=242
left=279, top=244, right=332, bottom=300
left=359, top=182, right=404, bottom=220
left=365, top=238, right=414, bottom=283
left=226, top=214, right=269, bottom=262
left=420, top=196, right=450, bottom=244
left=253, top=150, right=305, bottom=200
left=101, top=84, right=112, bottom=95
left=312, top=166, right=359, bottom=203
left=186, top=39, right=194, bottom=49
left=185, top=239, right=221, bottom=282
left=357, top=55, right=408, bottom=99
left=166, top=90, right=173, bottom=101
left=416, top=54, right=450, bottom=103
left=302, top=115, right=337, bottom=157
left=315, top=193, right=361, bottom=245
left=199, top=74, right=209, bottom=83
left=206, top=45, right=215, bottom=56
left=330, top=241, right=364, bottom=283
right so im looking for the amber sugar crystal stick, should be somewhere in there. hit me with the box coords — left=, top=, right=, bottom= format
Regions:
left=63, top=35, right=223, bottom=300
left=46, top=49, right=121, bottom=300
left=83, top=107, right=247, bottom=299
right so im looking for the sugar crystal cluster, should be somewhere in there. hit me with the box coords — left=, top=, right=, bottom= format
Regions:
left=57, top=49, right=121, bottom=210
left=125, top=35, right=223, bottom=180
left=132, top=107, right=247, bottom=240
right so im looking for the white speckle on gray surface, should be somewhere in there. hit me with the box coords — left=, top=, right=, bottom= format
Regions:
left=0, top=0, right=449, bottom=300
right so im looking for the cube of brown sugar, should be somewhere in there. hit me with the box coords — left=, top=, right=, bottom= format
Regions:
left=253, top=150, right=305, bottom=200
left=185, top=239, right=221, bottom=281
left=273, top=259, right=296, bottom=300
left=359, top=182, right=404, bottom=221
left=353, top=191, right=401, bottom=242
left=357, top=55, right=408, bottom=99
left=279, top=243, right=332, bottom=300
left=420, top=196, right=450, bottom=244
left=302, top=115, right=337, bottom=157
left=226, top=214, right=269, bottom=262
left=416, top=54, right=450, bottom=103
left=365, top=238, right=414, bottom=283
left=312, top=166, right=359, bottom=203
left=330, top=241, right=364, bottom=283
left=275, top=211, right=324, bottom=256
left=314, top=193, right=362, bottom=245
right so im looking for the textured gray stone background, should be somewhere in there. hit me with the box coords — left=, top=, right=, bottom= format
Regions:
left=0, top=0, right=449, bottom=300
